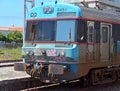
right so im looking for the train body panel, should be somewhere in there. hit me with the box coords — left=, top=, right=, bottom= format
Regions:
left=80, top=6, right=120, bottom=23
left=27, top=2, right=81, bottom=19
left=15, top=1, right=120, bottom=84
left=22, top=43, right=80, bottom=62
left=22, top=43, right=80, bottom=82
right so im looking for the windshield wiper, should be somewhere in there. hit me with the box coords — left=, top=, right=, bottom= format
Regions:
left=69, top=28, right=71, bottom=42
left=30, top=24, right=36, bottom=46
left=64, top=28, right=72, bottom=45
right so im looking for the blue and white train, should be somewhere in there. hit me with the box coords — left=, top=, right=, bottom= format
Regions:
left=15, top=1, right=120, bottom=85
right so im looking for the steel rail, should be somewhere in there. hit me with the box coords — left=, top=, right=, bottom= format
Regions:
left=21, top=83, right=60, bottom=91
left=0, top=60, right=22, bottom=63
left=0, top=60, right=22, bottom=67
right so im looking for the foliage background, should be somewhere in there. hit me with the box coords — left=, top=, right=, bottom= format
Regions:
left=0, top=31, right=23, bottom=60
left=0, top=31, right=23, bottom=43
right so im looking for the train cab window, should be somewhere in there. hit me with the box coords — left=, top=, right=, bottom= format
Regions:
left=87, top=21, right=94, bottom=43
left=26, top=20, right=55, bottom=42
left=56, top=20, right=76, bottom=42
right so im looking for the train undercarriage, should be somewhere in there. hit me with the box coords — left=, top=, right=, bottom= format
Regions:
left=25, top=63, right=76, bottom=83
left=24, top=62, right=120, bottom=86
left=14, top=62, right=120, bottom=86
left=81, top=66, right=120, bottom=86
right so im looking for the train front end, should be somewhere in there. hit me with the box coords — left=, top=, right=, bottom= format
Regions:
left=22, top=2, right=81, bottom=83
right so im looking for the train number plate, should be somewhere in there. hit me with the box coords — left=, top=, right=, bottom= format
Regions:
left=48, top=64, right=64, bottom=75
left=46, top=49, right=56, bottom=56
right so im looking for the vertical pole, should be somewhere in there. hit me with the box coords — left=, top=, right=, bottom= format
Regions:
left=23, top=0, right=35, bottom=45
left=23, top=0, right=26, bottom=45
left=31, top=0, right=35, bottom=8
left=23, top=0, right=34, bottom=62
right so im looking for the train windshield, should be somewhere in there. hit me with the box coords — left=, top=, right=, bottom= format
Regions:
left=25, top=20, right=76, bottom=42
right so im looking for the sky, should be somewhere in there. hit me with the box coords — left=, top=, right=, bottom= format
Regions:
left=0, top=0, right=59, bottom=27
left=0, top=0, right=24, bottom=27
left=0, top=0, right=120, bottom=27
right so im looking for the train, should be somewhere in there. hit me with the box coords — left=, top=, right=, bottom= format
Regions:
left=15, top=1, right=120, bottom=85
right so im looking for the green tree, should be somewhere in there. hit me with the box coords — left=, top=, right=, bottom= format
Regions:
left=2, top=35, right=7, bottom=41
left=6, top=31, right=23, bottom=43
left=13, top=31, right=23, bottom=43
left=0, top=32, right=7, bottom=41
left=0, top=32, right=3, bottom=41
left=6, top=32, right=14, bottom=42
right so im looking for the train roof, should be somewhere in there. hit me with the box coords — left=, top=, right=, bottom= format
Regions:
left=27, top=2, right=120, bottom=24
left=78, top=5, right=120, bottom=23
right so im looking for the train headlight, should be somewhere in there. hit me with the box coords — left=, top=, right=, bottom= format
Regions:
left=25, top=49, right=34, bottom=56
left=25, top=49, right=30, bottom=55
left=43, top=7, right=47, bottom=13
left=60, top=50, right=65, bottom=56
left=43, top=6, right=54, bottom=13
left=48, top=6, right=53, bottom=13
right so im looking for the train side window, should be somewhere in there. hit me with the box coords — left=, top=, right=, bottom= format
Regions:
left=102, top=27, right=108, bottom=43
left=77, top=20, right=87, bottom=42
left=87, top=21, right=94, bottom=43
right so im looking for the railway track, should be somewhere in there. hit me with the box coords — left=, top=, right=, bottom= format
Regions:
left=0, top=59, right=22, bottom=63
left=21, top=79, right=81, bottom=91
left=21, top=81, right=120, bottom=91
left=21, top=83, right=60, bottom=91
left=21, top=80, right=84, bottom=91
left=0, top=77, right=44, bottom=91
left=1, top=60, right=120, bottom=91
left=0, top=60, right=22, bottom=67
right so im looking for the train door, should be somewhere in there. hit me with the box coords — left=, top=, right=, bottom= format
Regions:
left=100, top=23, right=112, bottom=61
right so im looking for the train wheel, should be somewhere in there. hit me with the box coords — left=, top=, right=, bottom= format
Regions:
left=91, top=69, right=102, bottom=85
left=91, top=68, right=118, bottom=85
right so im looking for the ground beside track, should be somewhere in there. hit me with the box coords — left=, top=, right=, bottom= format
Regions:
left=0, top=66, right=44, bottom=91
left=0, top=67, right=29, bottom=81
